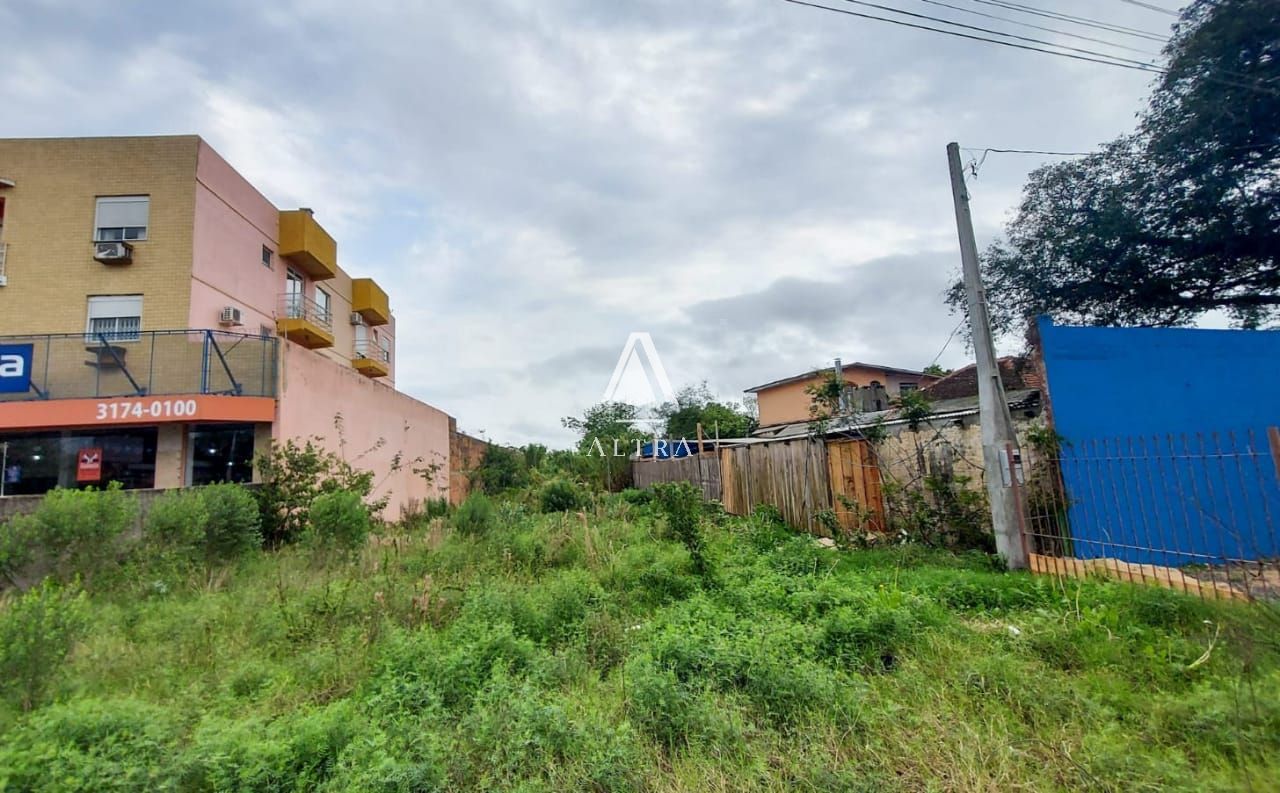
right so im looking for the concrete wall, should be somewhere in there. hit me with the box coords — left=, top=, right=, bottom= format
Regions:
left=277, top=344, right=449, bottom=520
left=0, top=136, right=199, bottom=334
left=448, top=419, right=490, bottom=505
left=754, top=365, right=935, bottom=427
left=874, top=413, right=1045, bottom=492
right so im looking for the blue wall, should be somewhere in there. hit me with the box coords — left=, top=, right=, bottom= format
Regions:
left=1038, top=317, right=1280, bottom=565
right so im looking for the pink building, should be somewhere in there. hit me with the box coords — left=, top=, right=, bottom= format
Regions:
left=0, top=135, right=451, bottom=517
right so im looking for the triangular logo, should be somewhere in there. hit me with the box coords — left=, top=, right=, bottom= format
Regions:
left=602, top=332, right=676, bottom=408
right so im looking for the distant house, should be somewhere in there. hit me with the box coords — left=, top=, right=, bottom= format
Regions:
left=745, top=361, right=940, bottom=428
left=921, top=356, right=1042, bottom=400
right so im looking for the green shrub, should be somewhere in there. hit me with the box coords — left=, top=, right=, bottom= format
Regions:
left=255, top=436, right=384, bottom=546
left=305, top=489, right=371, bottom=554
left=624, top=656, right=741, bottom=750
left=0, top=698, right=181, bottom=791
left=143, top=488, right=207, bottom=562
left=453, top=493, right=495, bottom=537
left=23, top=484, right=137, bottom=584
left=0, top=580, right=89, bottom=710
left=200, top=483, right=262, bottom=563
left=653, top=482, right=708, bottom=577
left=818, top=598, right=923, bottom=673
left=619, top=487, right=653, bottom=506
left=538, top=478, right=586, bottom=513
left=0, top=516, right=36, bottom=588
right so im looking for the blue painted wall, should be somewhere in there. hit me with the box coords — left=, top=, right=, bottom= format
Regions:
left=1038, top=317, right=1280, bottom=565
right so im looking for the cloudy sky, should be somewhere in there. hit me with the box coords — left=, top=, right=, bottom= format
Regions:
left=0, top=0, right=1182, bottom=445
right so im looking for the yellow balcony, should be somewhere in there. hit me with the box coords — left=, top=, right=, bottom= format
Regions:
left=277, top=294, right=334, bottom=349
left=352, top=338, right=390, bottom=378
left=278, top=209, right=337, bottom=280
left=351, top=278, right=390, bottom=326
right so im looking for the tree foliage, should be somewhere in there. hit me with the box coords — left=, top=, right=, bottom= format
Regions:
left=656, top=383, right=756, bottom=440
left=951, top=0, right=1280, bottom=331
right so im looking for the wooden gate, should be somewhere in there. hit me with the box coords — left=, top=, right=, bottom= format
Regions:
left=825, top=439, right=886, bottom=534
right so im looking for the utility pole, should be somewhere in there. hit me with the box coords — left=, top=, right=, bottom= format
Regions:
left=947, top=142, right=1027, bottom=569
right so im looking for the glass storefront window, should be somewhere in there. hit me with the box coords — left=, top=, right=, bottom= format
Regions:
left=189, top=424, right=255, bottom=485
left=0, top=427, right=157, bottom=495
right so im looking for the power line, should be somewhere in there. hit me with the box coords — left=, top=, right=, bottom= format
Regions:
left=959, top=146, right=1093, bottom=176
left=928, top=320, right=966, bottom=369
left=781, top=0, right=1280, bottom=97
left=965, top=0, right=1169, bottom=41
left=914, top=0, right=1162, bottom=55
left=836, top=0, right=1162, bottom=68
left=782, top=0, right=1164, bottom=74
left=1117, top=0, right=1182, bottom=16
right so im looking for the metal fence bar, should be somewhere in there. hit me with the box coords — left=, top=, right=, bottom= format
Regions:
left=1025, top=427, right=1280, bottom=603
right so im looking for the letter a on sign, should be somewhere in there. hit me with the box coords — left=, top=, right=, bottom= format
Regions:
left=77, top=448, right=103, bottom=483
left=0, top=344, right=33, bottom=394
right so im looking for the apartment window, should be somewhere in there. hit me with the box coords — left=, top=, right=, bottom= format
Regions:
left=94, top=196, right=149, bottom=241
left=284, top=269, right=304, bottom=317
left=86, top=295, right=143, bottom=342
left=315, top=287, right=331, bottom=323
left=899, top=382, right=918, bottom=393
left=259, top=323, right=274, bottom=338
left=261, top=245, right=273, bottom=268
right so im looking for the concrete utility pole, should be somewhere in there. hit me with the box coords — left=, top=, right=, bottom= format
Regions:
left=946, top=142, right=1028, bottom=570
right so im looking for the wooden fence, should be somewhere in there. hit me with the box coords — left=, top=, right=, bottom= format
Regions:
left=631, top=438, right=887, bottom=535
left=632, top=454, right=721, bottom=501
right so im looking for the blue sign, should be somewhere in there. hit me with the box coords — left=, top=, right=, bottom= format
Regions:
left=0, top=344, right=34, bottom=394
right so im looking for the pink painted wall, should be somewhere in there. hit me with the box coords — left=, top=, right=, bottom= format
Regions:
left=278, top=342, right=450, bottom=519
left=190, top=140, right=285, bottom=334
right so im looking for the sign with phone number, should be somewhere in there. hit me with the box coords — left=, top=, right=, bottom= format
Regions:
left=96, top=398, right=201, bottom=421
left=0, top=395, right=276, bottom=431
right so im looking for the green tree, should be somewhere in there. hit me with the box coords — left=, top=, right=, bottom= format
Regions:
left=469, top=445, right=529, bottom=494
left=950, top=0, right=1280, bottom=332
left=657, top=383, right=756, bottom=440
left=561, top=401, right=645, bottom=492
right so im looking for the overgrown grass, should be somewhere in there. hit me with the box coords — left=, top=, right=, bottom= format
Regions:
left=1, top=496, right=1277, bottom=791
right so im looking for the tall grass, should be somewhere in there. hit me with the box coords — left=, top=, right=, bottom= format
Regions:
left=0, top=493, right=1276, bottom=791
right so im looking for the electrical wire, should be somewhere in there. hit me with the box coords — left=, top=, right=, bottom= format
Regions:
left=928, top=320, right=966, bottom=369
left=959, top=147, right=1094, bottom=176
left=836, top=0, right=1162, bottom=68
left=782, top=0, right=1166, bottom=73
left=1117, top=0, right=1182, bottom=16
left=965, top=0, right=1169, bottom=41
left=914, top=0, right=1162, bottom=55
left=781, top=0, right=1280, bottom=97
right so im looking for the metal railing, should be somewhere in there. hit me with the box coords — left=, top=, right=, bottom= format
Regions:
left=0, top=329, right=278, bottom=402
left=1018, top=429, right=1280, bottom=601
left=280, top=292, right=332, bottom=330
left=353, top=336, right=391, bottom=363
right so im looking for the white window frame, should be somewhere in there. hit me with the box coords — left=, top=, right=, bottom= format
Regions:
left=86, top=295, right=143, bottom=343
left=261, top=245, right=273, bottom=269
left=899, top=382, right=918, bottom=393
left=94, top=196, right=150, bottom=242
left=315, top=287, right=332, bottom=323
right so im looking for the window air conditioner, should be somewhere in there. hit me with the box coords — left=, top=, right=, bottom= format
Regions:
left=93, top=241, right=133, bottom=264
left=219, top=306, right=244, bottom=326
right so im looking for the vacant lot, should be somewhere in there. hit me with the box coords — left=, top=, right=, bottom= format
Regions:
left=1, top=496, right=1277, bottom=792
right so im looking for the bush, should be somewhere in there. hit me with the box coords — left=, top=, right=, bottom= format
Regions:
left=0, top=580, right=89, bottom=710
left=653, top=482, right=708, bottom=577
left=0, top=698, right=181, bottom=791
left=201, top=483, right=262, bottom=563
left=539, top=478, right=586, bottom=513
left=453, top=493, right=495, bottom=537
left=21, top=484, right=137, bottom=585
left=143, top=488, right=208, bottom=563
left=255, top=437, right=385, bottom=546
left=306, top=489, right=371, bottom=554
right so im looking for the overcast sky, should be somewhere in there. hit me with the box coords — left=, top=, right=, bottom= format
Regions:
left=0, top=0, right=1182, bottom=445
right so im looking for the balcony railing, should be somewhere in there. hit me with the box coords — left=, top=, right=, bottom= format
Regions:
left=280, top=293, right=333, bottom=329
left=0, top=329, right=278, bottom=402
left=353, top=337, right=391, bottom=363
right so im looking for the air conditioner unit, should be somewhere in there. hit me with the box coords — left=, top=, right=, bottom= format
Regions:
left=349, top=312, right=366, bottom=326
left=93, top=241, right=133, bottom=264
left=219, top=306, right=243, bottom=326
